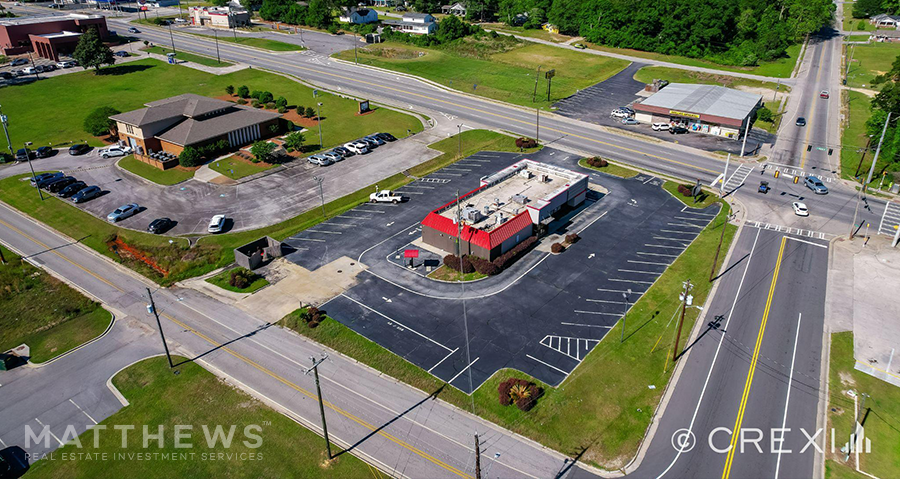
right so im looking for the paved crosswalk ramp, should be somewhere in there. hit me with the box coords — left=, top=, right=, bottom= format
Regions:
left=878, top=201, right=900, bottom=236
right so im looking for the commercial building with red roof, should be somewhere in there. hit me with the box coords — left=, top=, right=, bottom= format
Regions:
left=421, top=159, right=588, bottom=260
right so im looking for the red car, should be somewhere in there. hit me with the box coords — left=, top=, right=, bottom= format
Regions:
left=820, top=90, right=829, bottom=99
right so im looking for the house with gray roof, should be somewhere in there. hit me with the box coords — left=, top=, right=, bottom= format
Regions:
left=632, top=83, right=762, bottom=140
left=111, top=93, right=282, bottom=170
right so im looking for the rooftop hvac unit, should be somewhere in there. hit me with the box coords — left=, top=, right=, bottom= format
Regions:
left=462, top=206, right=483, bottom=223
left=519, top=169, right=532, bottom=179
left=496, top=213, right=506, bottom=224
left=512, top=194, right=528, bottom=205
left=540, top=174, right=550, bottom=183
left=483, top=205, right=491, bottom=216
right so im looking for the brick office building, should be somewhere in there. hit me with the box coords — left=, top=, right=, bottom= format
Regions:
left=0, top=14, right=108, bottom=60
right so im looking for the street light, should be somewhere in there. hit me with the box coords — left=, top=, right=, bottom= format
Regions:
left=620, top=288, right=631, bottom=343
left=313, top=175, right=325, bottom=219
left=316, top=102, right=323, bottom=148
left=0, top=105, right=15, bottom=160
left=23, top=141, right=44, bottom=201
left=457, top=124, right=462, bottom=159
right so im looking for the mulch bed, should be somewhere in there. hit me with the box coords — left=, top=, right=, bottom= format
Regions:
left=214, top=94, right=319, bottom=128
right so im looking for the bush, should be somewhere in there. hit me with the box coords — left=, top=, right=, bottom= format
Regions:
left=515, top=137, right=538, bottom=149
left=83, top=106, right=121, bottom=136
left=283, top=130, right=304, bottom=151
left=551, top=242, right=565, bottom=253
left=278, top=106, right=287, bottom=114
left=260, top=91, right=274, bottom=104
left=250, top=141, right=276, bottom=163
left=492, top=235, right=537, bottom=270
left=229, top=268, right=253, bottom=289
left=497, top=378, right=543, bottom=411
left=755, top=106, right=773, bottom=123
left=443, top=254, right=474, bottom=274
left=498, top=378, right=514, bottom=406
left=677, top=184, right=693, bottom=197
left=236, top=98, right=247, bottom=105
left=250, top=90, right=263, bottom=100
left=275, top=96, right=287, bottom=108
left=266, top=102, right=276, bottom=109
left=251, top=99, right=261, bottom=108
left=225, top=85, right=234, bottom=95
left=857, top=20, right=867, bottom=31
left=301, top=306, right=325, bottom=328
left=565, top=233, right=580, bottom=244
left=469, top=256, right=499, bottom=276
left=237, top=85, right=250, bottom=98
left=296, top=104, right=305, bottom=116
left=305, top=106, right=316, bottom=119
left=178, top=146, right=203, bottom=167
left=586, top=157, right=608, bottom=168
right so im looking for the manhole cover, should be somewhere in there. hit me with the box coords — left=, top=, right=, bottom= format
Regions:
left=337, top=270, right=342, bottom=273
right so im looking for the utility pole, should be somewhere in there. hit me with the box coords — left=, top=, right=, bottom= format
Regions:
left=0, top=105, right=16, bottom=162
left=474, top=433, right=482, bottom=479
left=710, top=213, right=730, bottom=282
left=535, top=107, right=540, bottom=143
left=859, top=392, right=869, bottom=424
left=457, top=124, right=462, bottom=159
left=673, top=280, right=692, bottom=361
left=865, top=112, right=891, bottom=188
left=620, top=288, right=631, bottom=343
left=27, top=52, right=40, bottom=80
left=23, top=141, right=44, bottom=201
left=313, top=176, right=325, bottom=219
left=213, top=28, right=220, bottom=64
left=146, top=288, right=174, bottom=368
left=855, top=136, right=873, bottom=177
left=850, top=184, right=862, bottom=239
left=739, top=118, right=751, bottom=157
left=846, top=45, right=855, bottom=83
left=532, top=65, right=541, bottom=103
left=306, top=354, right=332, bottom=460
left=354, top=33, right=358, bottom=64
left=168, top=21, right=177, bottom=54
left=316, top=102, right=323, bottom=147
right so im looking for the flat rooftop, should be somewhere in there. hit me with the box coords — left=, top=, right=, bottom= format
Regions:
left=37, top=31, right=83, bottom=39
left=0, top=13, right=103, bottom=27
left=637, top=83, right=762, bottom=121
left=438, top=159, right=585, bottom=232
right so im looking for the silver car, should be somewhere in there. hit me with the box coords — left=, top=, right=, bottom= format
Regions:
left=107, top=203, right=140, bottom=222
left=308, top=155, right=333, bottom=167
left=322, top=151, right=343, bottom=162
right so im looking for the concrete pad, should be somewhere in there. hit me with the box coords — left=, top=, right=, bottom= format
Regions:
left=193, top=164, right=226, bottom=183
left=235, top=256, right=366, bottom=322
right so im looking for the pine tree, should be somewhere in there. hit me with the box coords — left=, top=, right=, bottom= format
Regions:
left=72, top=26, right=114, bottom=73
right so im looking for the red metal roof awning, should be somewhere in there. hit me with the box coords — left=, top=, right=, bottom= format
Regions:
left=404, top=249, right=419, bottom=258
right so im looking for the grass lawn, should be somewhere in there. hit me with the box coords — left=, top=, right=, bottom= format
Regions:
left=588, top=42, right=802, bottom=79
left=206, top=267, right=269, bottom=293
left=577, top=157, right=640, bottom=178
left=841, top=90, right=873, bottom=181
left=482, top=23, right=574, bottom=43
left=185, top=31, right=306, bottom=51
left=846, top=42, right=900, bottom=88
left=0, top=245, right=112, bottom=363
left=336, top=41, right=630, bottom=109
left=825, top=332, right=900, bottom=479
left=846, top=35, right=872, bottom=42
left=427, top=265, right=487, bottom=282
left=118, top=155, right=194, bottom=185
left=632, top=66, right=785, bottom=91
left=843, top=17, right=875, bottom=32
left=143, top=45, right=233, bottom=68
left=283, top=201, right=736, bottom=467
left=26, top=356, right=374, bottom=479
left=209, top=156, right=275, bottom=180
left=662, top=181, right=718, bottom=208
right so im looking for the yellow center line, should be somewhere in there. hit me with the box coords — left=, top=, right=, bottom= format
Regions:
left=721, top=236, right=787, bottom=479
left=799, top=44, right=826, bottom=170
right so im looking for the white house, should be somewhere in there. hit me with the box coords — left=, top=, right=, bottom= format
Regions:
left=441, top=2, right=466, bottom=16
left=872, top=13, right=900, bottom=28
left=384, top=12, right=437, bottom=34
left=339, top=7, right=378, bottom=24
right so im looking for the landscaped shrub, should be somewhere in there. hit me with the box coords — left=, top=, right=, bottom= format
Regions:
left=250, top=90, right=263, bottom=100
left=469, top=256, right=499, bottom=276
left=237, top=85, right=250, bottom=98
left=492, top=235, right=537, bottom=270
left=756, top=106, right=773, bottom=123
left=275, top=96, right=287, bottom=109
left=283, top=131, right=304, bottom=152
left=225, top=85, right=234, bottom=95
left=229, top=268, right=253, bottom=289
left=266, top=102, right=276, bottom=109
left=443, top=254, right=474, bottom=274
left=296, top=104, right=305, bottom=116
left=301, top=306, right=325, bottom=328
left=83, top=106, right=121, bottom=136
left=551, top=242, right=565, bottom=253
left=251, top=99, right=261, bottom=108
left=260, top=91, right=274, bottom=103
left=515, top=137, right=538, bottom=149
left=305, top=107, right=316, bottom=119
left=278, top=106, right=287, bottom=114
left=236, top=98, right=247, bottom=105
left=565, top=233, right=580, bottom=244
left=585, top=157, right=608, bottom=168
left=250, top=141, right=276, bottom=163
left=178, top=146, right=203, bottom=167
left=497, top=378, right=543, bottom=412
left=677, top=184, right=693, bottom=197
left=498, top=378, right=514, bottom=406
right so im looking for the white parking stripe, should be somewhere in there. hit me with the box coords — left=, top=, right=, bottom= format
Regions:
left=586, top=299, right=627, bottom=304
left=644, top=244, right=684, bottom=249
left=574, top=310, right=623, bottom=315
left=427, top=347, right=460, bottom=373
left=340, top=294, right=452, bottom=351
left=354, top=209, right=386, bottom=214
left=307, top=230, right=342, bottom=234
left=628, top=260, right=669, bottom=266
left=526, top=354, right=569, bottom=375
left=597, top=288, right=646, bottom=294
left=667, top=222, right=704, bottom=229
left=617, top=269, right=659, bottom=274
left=609, top=278, right=654, bottom=284
left=637, top=252, right=679, bottom=258
left=448, top=357, right=480, bottom=383
left=561, top=321, right=613, bottom=328
left=70, top=399, right=98, bottom=425
left=660, top=229, right=697, bottom=235
left=293, top=237, right=326, bottom=242
left=34, top=418, right=64, bottom=446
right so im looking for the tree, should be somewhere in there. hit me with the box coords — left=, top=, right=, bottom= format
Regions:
left=250, top=141, right=276, bottom=163
left=83, top=106, right=121, bottom=136
left=260, top=91, right=274, bottom=103
left=853, top=0, right=882, bottom=18
left=411, top=0, right=441, bottom=13
left=237, top=85, right=250, bottom=98
left=275, top=96, right=288, bottom=108
left=547, top=0, right=581, bottom=35
left=305, top=106, right=316, bottom=118
left=72, top=26, right=114, bottom=73
left=283, top=130, right=305, bottom=151
left=210, top=0, right=230, bottom=5
left=225, top=85, right=235, bottom=95
left=260, top=0, right=293, bottom=21
left=436, top=15, right=472, bottom=43
left=305, top=0, right=332, bottom=28
left=178, top=146, right=203, bottom=167
left=755, top=106, right=773, bottom=123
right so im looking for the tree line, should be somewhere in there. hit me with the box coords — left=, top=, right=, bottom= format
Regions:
left=865, top=54, right=900, bottom=178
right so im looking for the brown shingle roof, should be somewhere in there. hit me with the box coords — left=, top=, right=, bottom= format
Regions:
left=155, top=105, right=281, bottom=146
left=110, top=93, right=235, bottom=127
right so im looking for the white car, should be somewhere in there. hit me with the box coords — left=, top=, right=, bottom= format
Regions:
left=652, top=122, right=670, bottom=131
left=610, top=109, right=630, bottom=119
left=21, top=67, right=37, bottom=75
left=98, top=145, right=133, bottom=158
left=369, top=190, right=404, bottom=204
left=792, top=202, right=809, bottom=217
left=344, top=141, right=369, bottom=154
left=207, top=214, right=226, bottom=233
left=56, top=60, right=76, bottom=68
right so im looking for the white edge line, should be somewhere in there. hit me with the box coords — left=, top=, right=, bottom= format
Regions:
left=774, top=313, right=802, bottom=479
left=525, top=354, right=569, bottom=375
left=340, top=293, right=452, bottom=351
left=428, top=347, right=459, bottom=373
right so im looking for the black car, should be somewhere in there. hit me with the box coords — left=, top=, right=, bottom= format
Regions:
left=359, top=137, right=378, bottom=148
left=0, top=72, right=12, bottom=80
left=14, top=148, right=31, bottom=162
left=35, top=146, right=54, bottom=158
left=34, top=172, right=64, bottom=188
left=333, top=146, right=353, bottom=157
left=0, top=445, right=29, bottom=479
left=114, top=51, right=129, bottom=58
left=669, top=126, right=689, bottom=135
left=30, top=172, right=59, bottom=186
left=147, top=217, right=174, bottom=234
left=376, top=132, right=397, bottom=142
left=795, top=117, right=806, bottom=127
left=57, top=181, right=87, bottom=198
left=68, top=144, right=91, bottom=155
left=71, top=185, right=101, bottom=203
left=45, top=176, right=76, bottom=193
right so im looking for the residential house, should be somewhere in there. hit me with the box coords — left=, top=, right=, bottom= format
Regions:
left=876, top=29, right=900, bottom=42
left=871, top=13, right=900, bottom=28
left=372, top=0, right=396, bottom=6
left=188, top=6, right=250, bottom=29
left=339, top=7, right=378, bottom=24
left=111, top=94, right=282, bottom=170
left=383, top=13, right=436, bottom=35
left=441, top=2, right=466, bottom=16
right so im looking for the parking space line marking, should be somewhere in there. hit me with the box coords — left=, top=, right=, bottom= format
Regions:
left=34, top=418, right=64, bottom=446
left=652, top=236, right=690, bottom=243
left=307, top=230, right=342, bottom=234
left=402, top=185, right=435, bottom=189
left=398, top=190, right=425, bottom=195
left=627, top=260, right=669, bottom=266
left=526, top=354, right=569, bottom=375
left=678, top=210, right=717, bottom=217
left=586, top=299, right=627, bottom=304
left=597, top=288, right=646, bottom=294
left=667, top=222, right=704, bottom=229
left=340, top=214, right=373, bottom=219
left=659, top=229, right=697, bottom=235
left=674, top=216, right=710, bottom=222
left=637, top=252, right=679, bottom=258
left=70, top=399, right=98, bottom=425
left=431, top=172, right=463, bottom=177
left=643, top=244, right=684, bottom=249
left=290, top=237, right=327, bottom=242
left=561, top=321, right=613, bottom=328
left=609, top=278, right=654, bottom=284
left=0, top=437, right=6, bottom=448
left=427, top=347, right=460, bottom=373
left=340, top=294, right=453, bottom=351
left=617, top=269, right=659, bottom=274
left=574, top=310, right=623, bottom=315
left=442, top=167, right=472, bottom=172
left=355, top=209, right=386, bottom=214
left=447, top=357, right=480, bottom=384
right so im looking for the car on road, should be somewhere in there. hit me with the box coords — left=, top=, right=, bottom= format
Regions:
left=804, top=175, right=828, bottom=194
left=369, top=190, right=404, bottom=204
left=113, top=51, right=129, bottom=58
left=792, top=202, right=809, bottom=217
left=10, top=58, right=28, bottom=67
left=14, top=148, right=32, bottom=162
left=57, top=181, right=87, bottom=198
left=333, top=146, right=353, bottom=157
left=344, top=141, right=368, bottom=154
left=128, top=27, right=140, bottom=33
left=56, top=60, right=76, bottom=68
left=68, top=144, right=91, bottom=155
left=621, top=118, right=639, bottom=125
left=148, top=217, right=174, bottom=234
left=307, top=155, right=333, bottom=166
left=669, top=126, right=688, bottom=135
left=651, top=122, right=669, bottom=131
left=31, top=172, right=62, bottom=187
left=71, top=185, right=101, bottom=203
left=35, top=146, right=54, bottom=158
left=795, top=117, right=806, bottom=127
left=207, top=214, right=226, bottom=233
left=45, top=176, right=77, bottom=194
left=375, top=132, right=397, bottom=142
left=820, top=90, right=829, bottom=99
left=107, top=203, right=140, bottom=222
left=98, top=145, right=132, bottom=158
left=322, top=151, right=343, bottom=162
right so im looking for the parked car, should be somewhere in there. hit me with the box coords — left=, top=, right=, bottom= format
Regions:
left=651, top=122, right=670, bottom=131
left=804, top=175, right=828, bottom=194
left=41, top=64, right=56, bottom=72
left=308, top=155, right=332, bottom=166
left=71, top=185, right=101, bottom=203
left=322, top=151, right=343, bottom=162
left=333, top=146, right=353, bottom=157
left=375, top=132, right=397, bottom=142
left=68, top=144, right=91, bottom=155
left=669, top=126, right=689, bottom=135
left=48, top=3, right=63, bottom=8
left=0, top=445, right=29, bottom=479
left=364, top=134, right=385, bottom=146
left=610, top=109, right=630, bottom=119
left=114, top=51, right=129, bottom=58
left=107, top=203, right=140, bottom=222
left=10, top=58, right=28, bottom=66
left=21, top=67, right=37, bottom=75
left=31, top=172, right=62, bottom=187
left=792, top=202, right=809, bottom=217
left=796, top=117, right=806, bottom=127
left=14, top=148, right=32, bottom=162
left=148, top=217, right=174, bottom=234
left=0, top=72, right=11, bottom=80
left=359, top=137, right=379, bottom=149
left=370, top=190, right=404, bottom=203
left=621, top=118, right=639, bottom=125
left=45, top=176, right=77, bottom=194
left=344, top=141, right=368, bottom=154
left=820, top=90, right=829, bottom=99
left=35, top=146, right=54, bottom=158
left=56, top=60, right=76, bottom=68
left=207, top=214, right=226, bottom=233
left=128, top=27, right=140, bottom=33
left=57, top=181, right=87, bottom=198
left=98, top=145, right=132, bottom=158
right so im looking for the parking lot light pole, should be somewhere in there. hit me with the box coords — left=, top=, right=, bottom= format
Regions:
left=457, top=124, right=462, bottom=159
left=313, top=176, right=325, bottom=219
left=23, top=141, right=44, bottom=201
left=620, top=288, right=631, bottom=343
left=316, top=102, right=323, bottom=147
left=0, top=106, right=15, bottom=160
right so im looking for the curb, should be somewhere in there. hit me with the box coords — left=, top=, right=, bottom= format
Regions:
left=114, top=156, right=194, bottom=187
left=104, top=353, right=167, bottom=407
left=27, top=309, right=118, bottom=369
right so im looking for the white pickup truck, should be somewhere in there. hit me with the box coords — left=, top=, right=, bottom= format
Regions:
left=369, top=190, right=404, bottom=204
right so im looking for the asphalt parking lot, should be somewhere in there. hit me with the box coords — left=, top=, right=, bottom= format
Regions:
left=553, top=62, right=772, bottom=155
left=301, top=147, right=720, bottom=393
